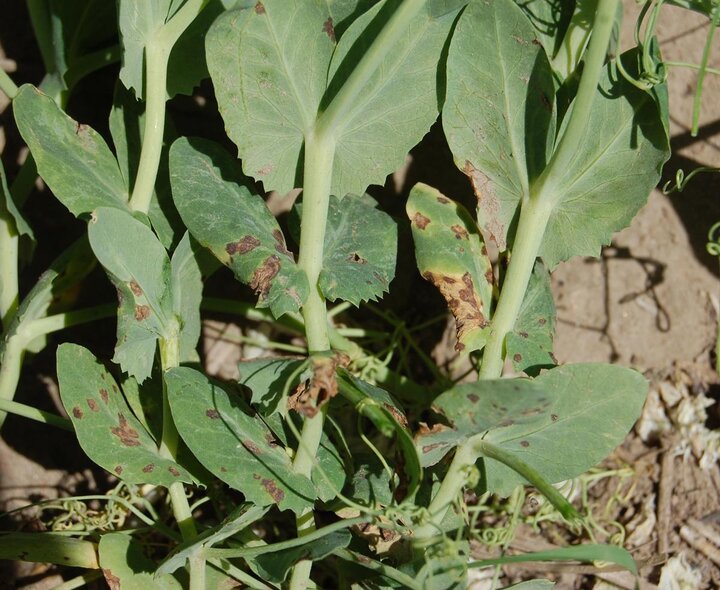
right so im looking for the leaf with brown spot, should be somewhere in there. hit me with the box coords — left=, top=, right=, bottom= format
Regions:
left=165, top=366, right=316, bottom=513
left=445, top=0, right=556, bottom=251
left=288, top=355, right=339, bottom=418
left=407, top=183, right=493, bottom=353
left=416, top=364, right=648, bottom=496
left=99, top=533, right=182, bottom=590
left=57, top=343, right=191, bottom=487
left=169, top=138, right=309, bottom=317
left=291, top=194, right=396, bottom=306
left=506, top=261, right=556, bottom=376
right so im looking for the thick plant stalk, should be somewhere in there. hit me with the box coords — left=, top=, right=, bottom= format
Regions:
left=478, top=0, right=620, bottom=380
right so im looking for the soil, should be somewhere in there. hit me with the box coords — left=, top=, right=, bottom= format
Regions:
left=1, top=3, right=720, bottom=590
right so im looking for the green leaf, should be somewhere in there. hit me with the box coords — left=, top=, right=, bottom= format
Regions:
left=165, top=366, right=317, bottom=512
left=537, top=55, right=670, bottom=268
left=469, top=543, right=637, bottom=575
left=159, top=504, right=269, bottom=575
left=13, top=85, right=128, bottom=217
left=99, top=533, right=182, bottom=590
left=513, top=0, right=574, bottom=59
left=238, top=356, right=306, bottom=416
left=0, top=238, right=95, bottom=355
left=109, top=82, right=184, bottom=249
left=294, top=194, right=397, bottom=305
left=88, top=207, right=174, bottom=382
left=170, top=232, right=204, bottom=363
left=206, top=0, right=460, bottom=196
left=321, top=194, right=396, bottom=304
left=57, top=343, right=192, bottom=486
left=0, top=533, right=98, bottom=568
left=416, top=364, right=647, bottom=496
left=407, top=183, right=493, bottom=353
left=118, top=0, right=225, bottom=99
left=169, top=137, right=309, bottom=317
left=0, top=159, right=33, bottom=242
left=500, top=581, right=554, bottom=590
left=444, top=0, right=556, bottom=251
left=506, top=261, right=556, bottom=376
left=337, top=372, right=421, bottom=499
left=253, top=530, right=352, bottom=583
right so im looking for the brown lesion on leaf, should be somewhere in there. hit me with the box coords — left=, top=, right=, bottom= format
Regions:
left=551, top=414, right=559, bottom=422
left=250, top=255, right=281, bottom=300
left=323, top=17, right=336, bottom=42
left=436, top=196, right=450, bottom=204
left=227, top=235, right=261, bottom=256
left=254, top=1, right=265, bottom=14
left=142, top=464, right=155, bottom=473
left=288, top=354, right=340, bottom=418
left=134, top=305, right=151, bottom=321
left=421, top=271, right=489, bottom=351
left=513, top=353, right=523, bottom=363
left=103, top=569, right=121, bottom=590
left=520, top=440, right=530, bottom=447
left=450, top=224, right=469, bottom=240
left=261, top=478, right=285, bottom=503
left=383, top=403, right=408, bottom=428
left=87, top=398, right=99, bottom=412
left=72, top=407, right=83, bottom=419
left=272, top=229, right=293, bottom=259
left=467, top=393, right=479, bottom=403
left=168, top=466, right=181, bottom=477
left=206, top=409, right=220, bottom=419
left=412, top=211, right=431, bottom=230
left=100, top=388, right=109, bottom=403
left=243, top=439, right=262, bottom=454
left=129, top=280, right=143, bottom=297
left=114, top=465, right=123, bottom=475
left=348, top=252, right=367, bottom=264
left=463, top=160, right=505, bottom=250
left=110, top=414, right=141, bottom=447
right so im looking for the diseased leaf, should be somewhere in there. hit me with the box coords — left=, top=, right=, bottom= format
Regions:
left=407, top=183, right=493, bottom=353
left=13, top=85, right=128, bottom=217
left=165, top=366, right=317, bottom=512
left=0, top=533, right=98, bottom=568
left=253, top=530, right=352, bottom=583
left=239, top=357, right=305, bottom=416
left=99, top=533, right=182, bottom=590
left=170, top=232, right=204, bottom=363
left=444, top=0, right=556, bottom=250
left=207, top=0, right=460, bottom=196
left=169, top=137, right=309, bottom=317
left=416, top=364, right=647, bottom=496
left=319, top=195, right=396, bottom=305
left=513, top=0, right=574, bottom=59
left=88, top=207, right=174, bottom=382
left=537, top=54, right=670, bottom=268
left=57, top=343, right=192, bottom=486
left=506, top=261, right=555, bottom=376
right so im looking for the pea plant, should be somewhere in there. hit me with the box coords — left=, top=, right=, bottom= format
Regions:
left=0, top=0, right=710, bottom=588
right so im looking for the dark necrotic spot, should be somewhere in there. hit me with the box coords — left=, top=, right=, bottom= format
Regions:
left=168, top=466, right=180, bottom=477
left=206, top=409, right=220, bottom=419
left=413, top=211, right=431, bottom=229
left=513, top=353, right=522, bottom=363
left=134, top=305, right=151, bottom=321
left=520, top=440, right=530, bottom=448
left=114, top=465, right=123, bottom=475
left=348, top=252, right=367, bottom=264
left=551, top=414, right=559, bottom=422
left=261, top=478, right=285, bottom=503
left=72, top=407, right=83, bottom=419
left=100, top=388, right=109, bottom=403
left=467, top=393, right=479, bottom=403
left=142, top=464, right=155, bottom=473
left=129, top=280, right=143, bottom=296
left=323, top=17, right=335, bottom=42
left=110, top=414, right=141, bottom=447
left=226, top=235, right=261, bottom=256
left=254, top=1, right=265, bottom=14
left=87, top=398, right=99, bottom=412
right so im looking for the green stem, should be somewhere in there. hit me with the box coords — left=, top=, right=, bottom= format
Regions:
left=158, top=335, right=202, bottom=588
left=691, top=14, right=718, bottom=136
left=64, top=45, right=122, bottom=90
left=551, top=0, right=598, bottom=79
left=478, top=199, right=551, bottom=379
left=333, top=548, right=423, bottom=590
left=21, top=304, right=115, bottom=341
left=128, top=0, right=207, bottom=213
left=478, top=0, right=619, bottom=380
left=534, top=0, right=620, bottom=199
left=0, top=397, right=71, bottom=431
left=0, top=208, right=19, bottom=328
left=0, top=69, right=17, bottom=99
left=50, top=571, right=103, bottom=590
